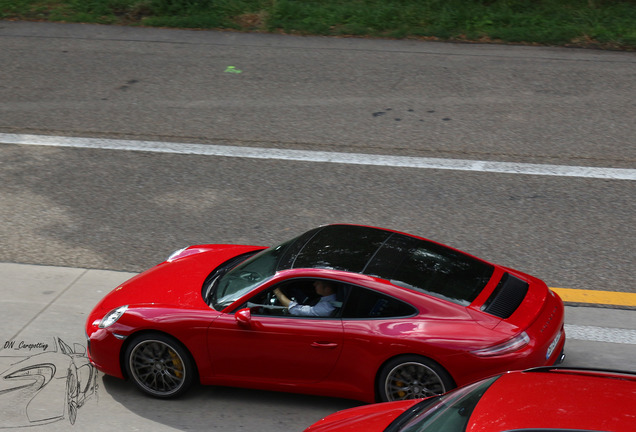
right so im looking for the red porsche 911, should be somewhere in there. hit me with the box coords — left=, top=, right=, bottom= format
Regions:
left=85, top=224, right=565, bottom=401
left=304, top=367, right=636, bottom=432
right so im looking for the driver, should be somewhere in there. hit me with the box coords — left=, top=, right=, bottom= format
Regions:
left=273, top=280, right=337, bottom=317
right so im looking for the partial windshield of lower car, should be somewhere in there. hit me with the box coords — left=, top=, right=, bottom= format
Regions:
left=212, top=239, right=293, bottom=310
left=397, top=376, right=498, bottom=432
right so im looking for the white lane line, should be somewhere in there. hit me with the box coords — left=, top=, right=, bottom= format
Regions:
left=2, top=133, right=635, bottom=180
left=565, top=324, right=636, bottom=345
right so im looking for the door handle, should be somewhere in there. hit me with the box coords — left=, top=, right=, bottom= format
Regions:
left=311, top=342, right=338, bottom=349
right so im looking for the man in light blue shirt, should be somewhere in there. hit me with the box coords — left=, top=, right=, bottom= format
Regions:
left=274, top=280, right=337, bottom=317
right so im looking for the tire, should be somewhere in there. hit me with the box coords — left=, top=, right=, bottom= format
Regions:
left=124, top=333, right=196, bottom=398
left=377, top=355, right=455, bottom=402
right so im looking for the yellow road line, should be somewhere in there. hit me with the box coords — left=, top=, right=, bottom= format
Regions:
left=551, top=288, right=636, bottom=307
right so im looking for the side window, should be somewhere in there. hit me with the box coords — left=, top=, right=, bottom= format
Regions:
left=245, top=279, right=346, bottom=318
left=341, top=286, right=416, bottom=319
left=245, top=286, right=288, bottom=316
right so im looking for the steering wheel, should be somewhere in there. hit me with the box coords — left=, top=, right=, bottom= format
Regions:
left=265, top=289, right=279, bottom=306
left=238, top=270, right=262, bottom=282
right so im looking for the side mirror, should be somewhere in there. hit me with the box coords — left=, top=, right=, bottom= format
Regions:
left=73, top=343, right=86, bottom=355
left=235, top=308, right=252, bottom=327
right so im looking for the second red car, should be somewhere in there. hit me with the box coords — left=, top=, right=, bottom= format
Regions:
left=305, top=367, right=636, bottom=432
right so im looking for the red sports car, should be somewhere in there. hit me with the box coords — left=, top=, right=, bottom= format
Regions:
left=85, top=224, right=565, bottom=401
left=304, top=367, right=636, bottom=432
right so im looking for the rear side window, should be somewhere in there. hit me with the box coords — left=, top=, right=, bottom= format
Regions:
left=342, top=286, right=416, bottom=319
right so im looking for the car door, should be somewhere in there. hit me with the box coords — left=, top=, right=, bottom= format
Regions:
left=207, top=280, right=344, bottom=385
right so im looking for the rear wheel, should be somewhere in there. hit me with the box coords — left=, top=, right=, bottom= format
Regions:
left=378, top=355, right=454, bottom=402
left=124, top=333, right=195, bottom=398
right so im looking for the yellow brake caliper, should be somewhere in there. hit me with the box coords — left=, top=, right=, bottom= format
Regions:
left=168, top=350, right=184, bottom=378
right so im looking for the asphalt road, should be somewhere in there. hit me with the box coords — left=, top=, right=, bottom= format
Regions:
left=0, top=20, right=635, bottom=432
left=1, top=21, right=634, bottom=293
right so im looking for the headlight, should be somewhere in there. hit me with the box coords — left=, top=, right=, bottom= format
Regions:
left=99, top=305, right=128, bottom=328
left=472, top=332, right=530, bottom=357
left=4, top=364, right=56, bottom=390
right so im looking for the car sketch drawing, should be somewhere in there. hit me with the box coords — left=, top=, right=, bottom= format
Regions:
left=0, top=337, right=97, bottom=428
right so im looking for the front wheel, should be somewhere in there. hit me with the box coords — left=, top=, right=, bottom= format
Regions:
left=65, top=370, right=79, bottom=424
left=377, top=355, right=454, bottom=402
left=124, top=333, right=196, bottom=398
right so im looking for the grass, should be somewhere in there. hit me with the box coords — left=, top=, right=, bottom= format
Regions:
left=1, top=0, right=635, bottom=50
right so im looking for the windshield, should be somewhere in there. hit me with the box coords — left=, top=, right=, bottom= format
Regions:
left=392, top=375, right=498, bottom=432
left=212, top=239, right=293, bottom=309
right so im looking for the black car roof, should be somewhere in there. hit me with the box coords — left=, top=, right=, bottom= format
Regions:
left=279, top=224, right=495, bottom=306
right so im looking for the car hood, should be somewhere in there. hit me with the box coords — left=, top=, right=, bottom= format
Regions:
left=89, top=244, right=263, bottom=318
left=305, top=400, right=418, bottom=432
left=0, top=356, right=26, bottom=374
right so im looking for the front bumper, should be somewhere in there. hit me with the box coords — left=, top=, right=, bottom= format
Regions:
left=86, top=327, right=126, bottom=379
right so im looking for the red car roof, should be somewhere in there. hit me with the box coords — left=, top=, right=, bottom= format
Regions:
left=468, top=368, right=636, bottom=432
